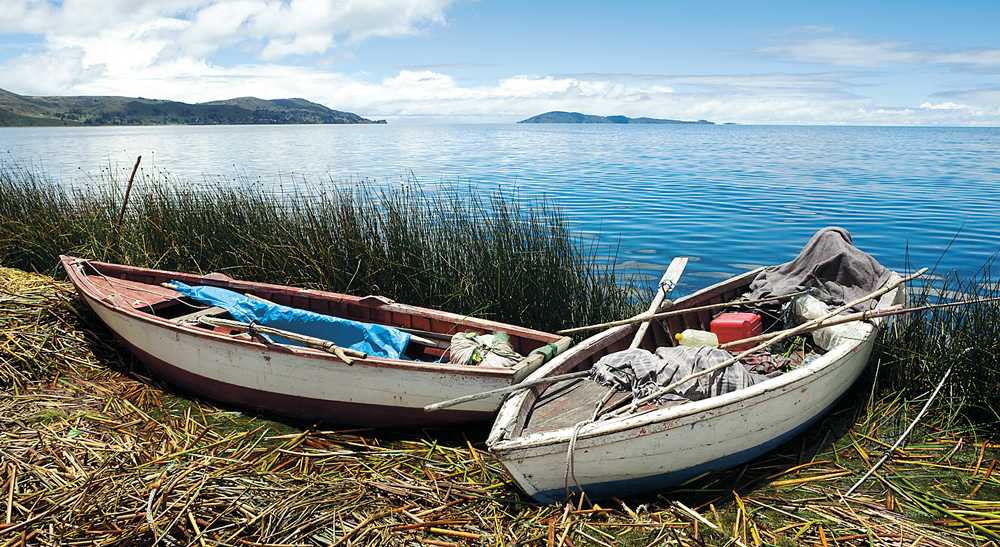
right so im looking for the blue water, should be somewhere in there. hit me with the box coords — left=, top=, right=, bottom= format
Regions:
left=2, top=124, right=998, bottom=291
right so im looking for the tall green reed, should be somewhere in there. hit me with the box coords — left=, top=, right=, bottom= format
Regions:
left=878, top=261, right=1000, bottom=431
left=0, top=163, right=643, bottom=333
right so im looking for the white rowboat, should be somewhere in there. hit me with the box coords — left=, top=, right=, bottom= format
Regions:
left=487, top=267, right=905, bottom=503
left=62, top=256, right=567, bottom=426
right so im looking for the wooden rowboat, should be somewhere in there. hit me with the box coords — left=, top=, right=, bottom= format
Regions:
left=62, top=256, right=568, bottom=426
left=487, top=267, right=905, bottom=503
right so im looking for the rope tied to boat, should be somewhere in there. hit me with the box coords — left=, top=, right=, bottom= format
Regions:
left=563, top=388, right=617, bottom=502
left=246, top=320, right=260, bottom=340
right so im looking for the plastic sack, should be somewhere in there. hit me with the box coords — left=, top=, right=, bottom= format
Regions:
left=449, top=331, right=523, bottom=368
left=791, top=294, right=867, bottom=350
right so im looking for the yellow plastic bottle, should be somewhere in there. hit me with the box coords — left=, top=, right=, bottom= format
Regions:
left=675, top=329, right=719, bottom=348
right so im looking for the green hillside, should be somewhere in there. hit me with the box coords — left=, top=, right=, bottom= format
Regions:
left=0, top=88, right=386, bottom=126
left=519, top=111, right=713, bottom=124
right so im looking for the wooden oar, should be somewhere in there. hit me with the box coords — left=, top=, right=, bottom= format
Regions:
left=557, top=290, right=810, bottom=335
left=199, top=316, right=367, bottom=364
left=601, top=268, right=928, bottom=419
left=592, top=258, right=687, bottom=415
left=630, top=257, right=688, bottom=348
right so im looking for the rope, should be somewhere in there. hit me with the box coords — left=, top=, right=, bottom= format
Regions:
left=563, top=380, right=620, bottom=502
left=563, top=418, right=592, bottom=501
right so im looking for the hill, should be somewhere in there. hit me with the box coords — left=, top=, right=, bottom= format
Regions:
left=0, top=88, right=386, bottom=126
left=519, top=111, right=713, bottom=124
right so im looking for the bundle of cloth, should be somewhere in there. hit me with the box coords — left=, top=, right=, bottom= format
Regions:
left=591, top=346, right=770, bottom=403
left=590, top=226, right=889, bottom=403
left=745, top=226, right=891, bottom=311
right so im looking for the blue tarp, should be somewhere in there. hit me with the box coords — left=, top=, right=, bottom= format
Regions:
left=171, top=280, right=411, bottom=359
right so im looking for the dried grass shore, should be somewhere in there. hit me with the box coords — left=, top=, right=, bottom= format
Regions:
left=2, top=267, right=999, bottom=546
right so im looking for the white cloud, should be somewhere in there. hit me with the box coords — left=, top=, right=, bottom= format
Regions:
left=765, top=35, right=1000, bottom=69
left=762, top=38, right=920, bottom=67
left=0, top=8, right=998, bottom=125
left=0, top=0, right=453, bottom=61
left=919, top=101, right=967, bottom=111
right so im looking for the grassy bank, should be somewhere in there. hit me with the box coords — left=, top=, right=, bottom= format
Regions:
left=0, top=164, right=641, bottom=334
left=1, top=267, right=997, bottom=545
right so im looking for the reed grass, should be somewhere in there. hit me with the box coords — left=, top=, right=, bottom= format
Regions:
left=0, top=163, right=642, bottom=334
left=1, top=267, right=997, bottom=545
left=878, top=261, right=1000, bottom=432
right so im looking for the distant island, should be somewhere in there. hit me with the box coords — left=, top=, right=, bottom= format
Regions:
left=519, top=111, right=713, bottom=125
left=0, top=88, right=386, bottom=126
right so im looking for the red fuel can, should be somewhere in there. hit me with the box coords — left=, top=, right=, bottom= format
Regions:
left=710, top=312, right=763, bottom=352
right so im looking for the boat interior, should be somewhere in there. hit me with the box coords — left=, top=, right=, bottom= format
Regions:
left=69, top=258, right=558, bottom=364
left=520, top=271, right=804, bottom=435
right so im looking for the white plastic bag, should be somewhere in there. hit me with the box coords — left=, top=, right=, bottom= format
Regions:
left=791, top=295, right=867, bottom=350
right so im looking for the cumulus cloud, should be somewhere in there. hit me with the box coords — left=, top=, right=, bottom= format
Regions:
left=0, top=0, right=452, bottom=61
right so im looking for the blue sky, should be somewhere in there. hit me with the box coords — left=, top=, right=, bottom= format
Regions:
left=1, top=0, right=999, bottom=124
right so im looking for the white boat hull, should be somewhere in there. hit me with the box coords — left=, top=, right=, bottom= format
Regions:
left=81, top=291, right=510, bottom=425
left=489, top=271, right=904, bottom=502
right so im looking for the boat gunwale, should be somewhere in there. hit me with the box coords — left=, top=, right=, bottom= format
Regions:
left=489, top=268, right=901, bottom=453
left=62, top=255, right=558, bottom=380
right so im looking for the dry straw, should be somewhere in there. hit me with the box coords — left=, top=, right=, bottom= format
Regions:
left=1, top=266, right=998, bottom=545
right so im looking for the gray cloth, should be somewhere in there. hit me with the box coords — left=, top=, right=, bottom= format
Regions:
left=746, top=227, right=891, bottom=311
left=590, top=347, right=767, bottom=403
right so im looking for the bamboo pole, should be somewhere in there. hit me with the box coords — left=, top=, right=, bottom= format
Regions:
left=557, top=290, right=810, bottom=335
left=602, top=268, right=927, bottom=419
left=199, top=316, right=367, bottom=364
left=719, top=304, right=904, bottom=349
left=719, top=295, right=1000, bottom=350
left=423, top=370, right=591, bottom=412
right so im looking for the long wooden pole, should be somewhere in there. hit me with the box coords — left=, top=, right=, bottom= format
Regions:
left=602, top=268, right=927, bottom=419
left=116, top=155, right=141, bottom=231
left=719, top=294, right=1000, bottom=350
left=199, top=316, right=367, bottom=364
left=427, top=259, right=689, bottom=413
left=511, top=336, right=574, bottom=383
left=557, top=290, right=810, bottom=335
left=423, top=370, right=591, bottom=412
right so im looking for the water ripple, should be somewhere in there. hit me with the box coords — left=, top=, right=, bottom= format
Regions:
left=1, top=123, right=998, bottom=292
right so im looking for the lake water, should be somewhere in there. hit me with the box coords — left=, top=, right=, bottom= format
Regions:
left=2, top=124, right=999, bottom=291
